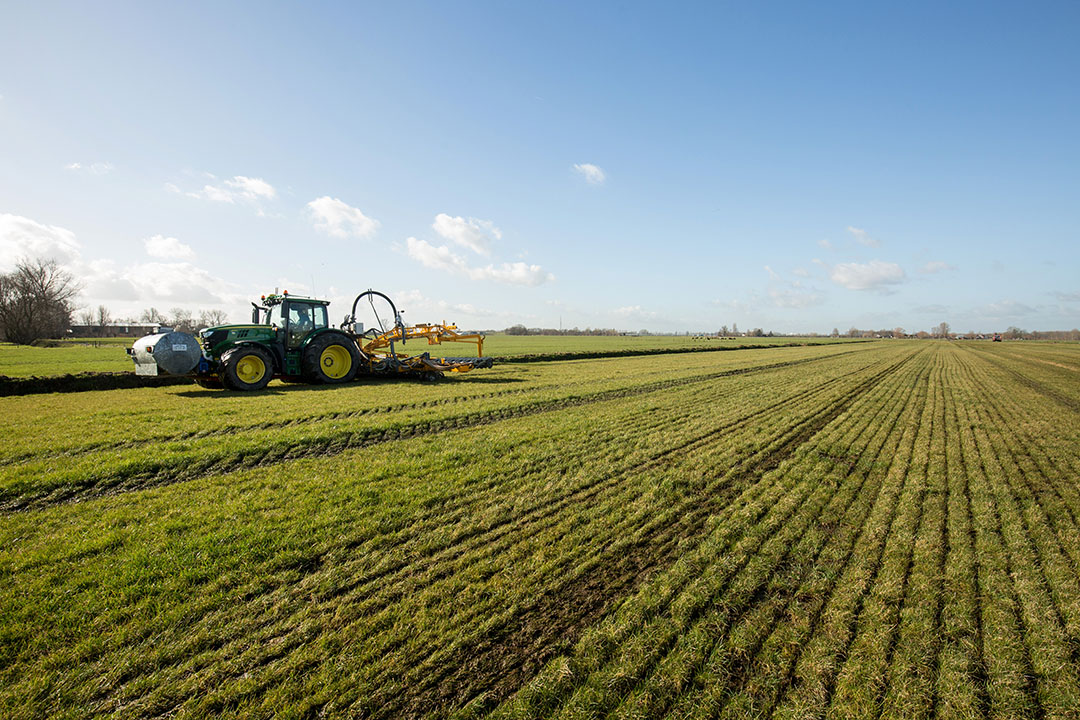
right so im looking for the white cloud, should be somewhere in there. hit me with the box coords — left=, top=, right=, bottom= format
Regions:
left=919, top=260, right=956, bottom=274
left=979, top=300, right=1036, bottom=318
left=144, top=235, right=195, bottom=260
left=818, top=239, right=833, bottom=250
left=80, top=259, right=246, bottom=308
left=764, top=265, right=824, bottom=308
left=432, top=213, right=501, bottom=256
left=0, top=213, right=82, bottom=271
left=614, top=305, right=658, bottom=321
left=573, top=163, right=606, bottom=185
left=1051, top=290, right=1080, bottom=302
left=183, top=175, right=277, bottom=205
left=65, top=162, right=114, bottom=175
left=847, top=226, right=879, bottom=247
left=405, top=237, right=553, bottom=286
left=769, top=287, right=824, bottom=308
left=391, top=289, right=523, bottom=321
left=792, top=267, right=810, bottom=278
left=830, top=260, right=905, bottom=291
left=0, top=212, right=247, bottom=318
left=307, top=196, right=379, bottom=239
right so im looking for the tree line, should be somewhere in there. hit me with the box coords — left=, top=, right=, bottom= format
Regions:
left=0, top=258, right=231, bottom=344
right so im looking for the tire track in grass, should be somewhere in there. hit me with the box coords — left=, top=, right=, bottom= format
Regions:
left=1, top=354, right=854, bottom=512
left=956, top=391, right=1043, bottom=719
left=484, top=422, right=826, bottom=720
left=960, top=348, right=1080, bottom=590
left=61, top=354, right=876, bottom=716
left=866, top=353, right=941, bottom=718
left=370, top=354, right=917, bottom=719
left=821, top=352, right=941, bottom=719
left=931, top=346, right=990, bottom=720
left=877, top=349, right=949, bottom=719
left=477, top=352, right=917, bottom=720
left=646, top=348, right=927, bottom=720
left=964, top=345, right=1080, bottom=414
left=566, top=354, right=911, bottom=720
left=758, top=349, right=934, bottom=720
left=682, top=349, right=923, bottom=720
left=90, top=358, right=894, bottom=716
left=282, top=357, right=880, bottom=625
left=953, top=351, right=1080, bottom=705
left=957, top=345, right=1080, bottom=577
left=70, top=389, right=721, bottom=711
left=766, top=349, right=933, bottom=720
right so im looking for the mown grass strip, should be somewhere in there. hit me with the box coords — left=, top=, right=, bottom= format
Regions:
left=1, top=350, right=857, bottom=511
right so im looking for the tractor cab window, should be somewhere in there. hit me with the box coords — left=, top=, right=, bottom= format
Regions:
left=267, top=303, right=285, bottom=328
left=286, top=303, right=328, bottom=348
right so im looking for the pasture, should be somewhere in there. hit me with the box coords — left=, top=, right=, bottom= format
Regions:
left=2, top=340, right=1079, bottom=719
left=0, top=333, right=847, bottom=378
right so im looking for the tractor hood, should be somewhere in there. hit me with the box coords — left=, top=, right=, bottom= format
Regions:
left=199, top=324, right=278, bottom=355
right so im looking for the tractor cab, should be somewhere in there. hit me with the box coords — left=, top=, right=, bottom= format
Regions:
left=256, top=293, right=331, bottom=349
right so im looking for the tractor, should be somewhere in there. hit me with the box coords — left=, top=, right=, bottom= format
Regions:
left=128, top=289, right=492, bottom=390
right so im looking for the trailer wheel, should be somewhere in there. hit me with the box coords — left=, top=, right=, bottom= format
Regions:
left=303, top=333, right=360, bottom=384
left=222, top=346, right=273, bottom=391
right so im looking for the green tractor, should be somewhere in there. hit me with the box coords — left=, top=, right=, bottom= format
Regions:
left=128, top=290, right=492, bottom=391
left=195, top=292, right=360, bottom=390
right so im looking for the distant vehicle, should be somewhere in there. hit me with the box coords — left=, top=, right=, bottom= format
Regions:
left=992, top=333, right=1002, bottom=342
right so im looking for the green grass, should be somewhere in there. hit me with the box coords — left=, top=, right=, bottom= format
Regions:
left=0, top=333, right=852, bottom=379
left=2, top=341, right=1079, bottom=718
left=0, top=341, right=135, bottom=377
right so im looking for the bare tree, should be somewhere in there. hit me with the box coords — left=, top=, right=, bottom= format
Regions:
left=140, top=307, right=167, bottom=325
left=0, top=259, right=80, bottom=344
left=169, top=307, right=196, bottom=334
left=198, top=309, right=229, bottom=328
left=935, top=321, right=951, bottom=338
left=893, top=326, right=905, bottom=339
left=94, top=305, right=113, bottom=335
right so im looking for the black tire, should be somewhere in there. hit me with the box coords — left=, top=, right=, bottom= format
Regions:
left=194, top=375, right=225, bottom=389
left=302, top=332, right=360, bottom=384
left=221, top=345, right=274, bottom=391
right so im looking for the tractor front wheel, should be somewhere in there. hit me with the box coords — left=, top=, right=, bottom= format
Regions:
left=221, top=346, right=274, bottom=391
left=303, top=333, right=360, bottom=384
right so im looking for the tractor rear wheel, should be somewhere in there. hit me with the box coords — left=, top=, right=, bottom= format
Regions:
left=303, top=333, right=360, bottom=384
left=222, top=346, right=274, bottom=391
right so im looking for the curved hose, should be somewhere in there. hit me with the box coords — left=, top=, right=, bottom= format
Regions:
left=350, top=289, right=404, bottom=356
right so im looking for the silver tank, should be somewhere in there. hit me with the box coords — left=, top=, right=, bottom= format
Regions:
left=129, top=330, right=202, bottom=376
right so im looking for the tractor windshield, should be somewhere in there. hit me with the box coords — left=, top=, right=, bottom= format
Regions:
left=267, top=304, right=285, bottom=327
left=286, top=302, right=328, bottom=348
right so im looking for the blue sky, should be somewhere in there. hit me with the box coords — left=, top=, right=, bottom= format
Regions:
left=1, top=1, right=1077, bottom=333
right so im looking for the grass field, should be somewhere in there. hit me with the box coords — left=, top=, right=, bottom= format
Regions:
left=0, top=333, right=848, bottom=378
left=2, top=340, right=1079, bottom=718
